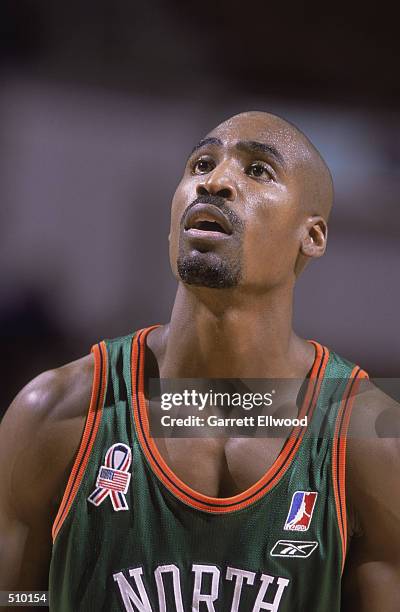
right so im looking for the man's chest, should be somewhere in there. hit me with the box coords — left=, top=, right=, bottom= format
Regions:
left=154, top=436, right=287, bottom=497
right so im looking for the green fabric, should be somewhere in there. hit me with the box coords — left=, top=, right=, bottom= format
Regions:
left=49, top=332, right=356, bottom=612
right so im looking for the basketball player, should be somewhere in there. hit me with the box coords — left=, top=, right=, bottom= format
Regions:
left=0, top=112, right=399, bottom=611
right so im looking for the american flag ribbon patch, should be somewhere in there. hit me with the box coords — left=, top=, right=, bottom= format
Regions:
left=88, top=443, right=132, bottom=511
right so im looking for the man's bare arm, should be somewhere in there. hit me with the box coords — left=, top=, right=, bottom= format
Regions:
left=343, top=385, right=400, bottom=610
left=0, top=356, right=93, bottom=590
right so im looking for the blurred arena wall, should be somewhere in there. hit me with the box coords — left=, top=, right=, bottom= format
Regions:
left=1, top=2, right=399, bottom=413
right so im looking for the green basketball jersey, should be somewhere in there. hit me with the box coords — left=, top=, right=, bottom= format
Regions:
left=49, top=326, right=367, bottom=611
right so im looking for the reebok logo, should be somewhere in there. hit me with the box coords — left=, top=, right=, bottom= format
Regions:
left=270, top=540, right=319, bottom=558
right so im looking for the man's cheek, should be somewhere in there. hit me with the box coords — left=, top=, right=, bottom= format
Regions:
left=242, top=227, right=282, bottom=285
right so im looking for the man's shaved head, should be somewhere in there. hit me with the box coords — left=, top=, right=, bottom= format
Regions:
left=170, top=110, right=333, bottom=292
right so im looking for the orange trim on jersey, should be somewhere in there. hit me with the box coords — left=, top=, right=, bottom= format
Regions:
left=52, top=341, right=107, bottom=542
left=332, top=367, right=369, bottom=573
left=132, top=327, right=330, bottom=513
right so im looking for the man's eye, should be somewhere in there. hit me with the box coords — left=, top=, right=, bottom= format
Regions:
left=192, top=159, right=215, bottom=174
left=247, top=162, right=272, bottom=180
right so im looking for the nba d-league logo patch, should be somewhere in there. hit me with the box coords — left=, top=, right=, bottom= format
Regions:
left=284, top=491, right=318, bottom=531
left=88, top=443, right=132, bottom=511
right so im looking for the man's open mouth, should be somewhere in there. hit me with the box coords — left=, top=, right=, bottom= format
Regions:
left=183, top=203, right=233, bottom=236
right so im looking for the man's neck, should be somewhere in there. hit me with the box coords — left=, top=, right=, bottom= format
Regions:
left=151, top=283, right=314, bottom=379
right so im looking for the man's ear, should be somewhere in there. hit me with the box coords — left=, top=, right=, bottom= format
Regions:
left=300, top=216, right=328, bottom=259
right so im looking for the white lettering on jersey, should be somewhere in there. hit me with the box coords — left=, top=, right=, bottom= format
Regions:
left=226, top=566, right=256, bottom=612
left=154, top=564, right=184, bottom=612
left=252, top=575, right=290, bottom=612
left=113, top=563, right=290, bottom=611
left=192, top=564, right=220, bottom=611
left=113, top=568, right=153, bottom=612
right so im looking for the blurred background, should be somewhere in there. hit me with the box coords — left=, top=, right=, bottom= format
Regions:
left=1, top=1, right=399, bottom=415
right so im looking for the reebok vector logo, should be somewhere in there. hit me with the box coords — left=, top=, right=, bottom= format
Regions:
left=271, top=540, right=319, bottom=558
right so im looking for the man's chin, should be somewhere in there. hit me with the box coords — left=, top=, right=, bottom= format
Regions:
left=177, top=252, right=240, bottom=289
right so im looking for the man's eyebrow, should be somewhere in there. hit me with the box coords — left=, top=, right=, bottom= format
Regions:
left=189, top=137, right=223, bottom=157
left=235, top=140, right=285, bottom=167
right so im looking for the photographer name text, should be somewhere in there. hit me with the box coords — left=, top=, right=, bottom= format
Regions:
left=160, top=415, right=308, bottom=428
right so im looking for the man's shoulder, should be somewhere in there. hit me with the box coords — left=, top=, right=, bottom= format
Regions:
left=10, top=353, right=95, bottom=423
left=346, top=378, right=400, bottom=533
left=0, top=354, right=95, bottom=521
left=348, top=378, right=400, bottom=440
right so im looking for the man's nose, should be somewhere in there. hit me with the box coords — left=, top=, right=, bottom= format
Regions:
left=196, top=162, right=237, bottom=201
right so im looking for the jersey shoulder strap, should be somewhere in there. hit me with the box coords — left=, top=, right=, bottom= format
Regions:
left=321, top=347, right=368, bottom=571
left=51, top=332, right=137, bottom=541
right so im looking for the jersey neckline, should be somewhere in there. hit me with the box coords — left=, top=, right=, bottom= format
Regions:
left=131, top=325, right=330, bottom=514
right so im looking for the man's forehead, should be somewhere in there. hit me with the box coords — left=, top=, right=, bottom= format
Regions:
left=203, top=112, right=310, bottom=165
left=207, top=112, right=298, bottom=146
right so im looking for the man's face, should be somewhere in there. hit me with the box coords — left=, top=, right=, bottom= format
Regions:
left=169, top=113, right=311, bottom=292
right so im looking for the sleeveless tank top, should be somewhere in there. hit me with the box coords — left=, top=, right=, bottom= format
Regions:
left=49, top=327, right=367, bottom=611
